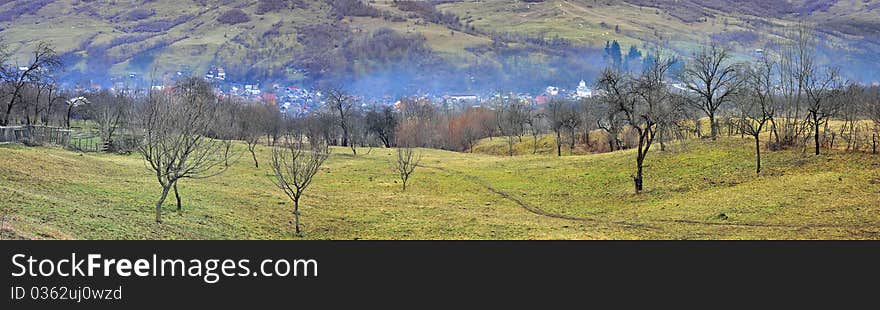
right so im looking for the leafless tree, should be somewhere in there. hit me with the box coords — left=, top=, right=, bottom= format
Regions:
left=803, top=67, right=842, bottom=155
left=596, top=95, right=624, bottom=152
left=137, top=77, right=230, bottom=223
left=546, top=98, right=568, bottom=156
left=737, top=57, right=777, bottom=174
left=270, top=137, right=330, bottom=237
left=775, top=22, right=815, bottom=146
left=394, top=146, right=422, bottom=191
left=494, top=93, right=524, bottom=156
left=599, top=53, right=680, bottom=193
left=238, top=104, right=265, bottom=168
left=868, top=87, right=880, bottom=154
left=85, top=89, right=134, bottom=151
left=681, top=43, right=740, bottom=140
left=523, top=107, right=544, bottom=154
left=836, top=84, right=864, bottom=152
left=324, top=88, right=356, bottom=154
left=215, top=97, right=242, bottom=166
left=2, top=42, right=61, bottom=126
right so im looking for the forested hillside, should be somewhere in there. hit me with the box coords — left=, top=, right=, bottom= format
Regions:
left=1, top=0, right=878, bottom=91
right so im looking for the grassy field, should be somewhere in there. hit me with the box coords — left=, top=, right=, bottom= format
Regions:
left=1, top=135, right=879, bottom=240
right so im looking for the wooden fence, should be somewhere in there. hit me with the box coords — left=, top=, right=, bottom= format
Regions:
left=0, top=125, right=71, bottom=146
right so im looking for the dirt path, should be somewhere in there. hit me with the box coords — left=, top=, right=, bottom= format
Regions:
left=418, top=164, right=878, bottom=232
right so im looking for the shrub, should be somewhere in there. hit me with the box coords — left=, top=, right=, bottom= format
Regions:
left=217, top=9, right=250, bottom=25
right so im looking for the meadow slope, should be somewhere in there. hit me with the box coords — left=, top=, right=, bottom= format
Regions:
left=1, top=137, right=879, bottom=240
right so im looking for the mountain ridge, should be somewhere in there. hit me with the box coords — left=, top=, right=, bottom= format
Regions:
left=1, top=0, right=878, bottom=90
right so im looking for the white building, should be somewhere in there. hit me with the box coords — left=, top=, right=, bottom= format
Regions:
left=575, top=80, right=592, bottom=98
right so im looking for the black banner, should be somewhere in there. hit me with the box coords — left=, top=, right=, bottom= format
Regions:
left=2, top=241, right=878, bottom=308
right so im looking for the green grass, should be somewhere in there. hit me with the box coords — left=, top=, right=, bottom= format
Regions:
left=1, top=135, right=879, bottom=240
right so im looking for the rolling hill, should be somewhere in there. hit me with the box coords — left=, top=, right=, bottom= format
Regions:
left=2, top=137, right=879, bottom=240
left=1, top=0, right=878, bottom=88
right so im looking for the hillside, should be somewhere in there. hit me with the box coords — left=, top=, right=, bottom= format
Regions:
left=1, top=0, right=879, bottom=88
left=2, top=137, right=879, bottom=240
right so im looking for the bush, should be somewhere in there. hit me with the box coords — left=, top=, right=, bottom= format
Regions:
left=217, top=9, right=251, bottom=25
left=125, top=8, right=155, bottom=21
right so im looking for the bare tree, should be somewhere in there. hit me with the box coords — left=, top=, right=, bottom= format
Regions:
left=546, top=98, right=567, bottom=156
left=596, top=96, right=624, bottom=152
left=599, top=54, right=680, bottom=193
left=681, top=43, right=739, bottom=140
left=85, top=89, right=134, bottom=151
left=238, top=104, right=264, bottom=168
left=523, top=107, right=544, bottom=154
left=2, top=42, right=61, bottom=126
left=803, top=67, right=842, bottom=155
left=869, top=87, right=880, bottom=154
left=137, top=77, right=230, bottom=223
left=494, top=93, right=524, bottom=156
left=775, top=22, right=815, bottom=146
left=324, top=88, right=356, bottom=153
left=394, top=147, right=422, bottom=191
left=215, top=97, right=242, bottom=166
left=270, top=137, right=330, bottom=238
left=365, top=105, right=396, bottom=148
left=737, top=57, right=777, bottom=174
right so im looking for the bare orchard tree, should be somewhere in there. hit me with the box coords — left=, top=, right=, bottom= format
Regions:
left=85, top=89, right=134, bottom=151
left=599, top=54, right=680, bottom=193
left=214, top=97, right=242, bottom=166
left=394, top=147, right=422, bottom=191
left=836, top=84, right=864, bottom=152
left=2, top=42, right=61, bottom=126
left=238, top=103, right=264, bottom=168
left=869, top=87, right=880, bottom=154
left=546, top=98, right=568, bottom=156
left=562, top=104, right=583, bottom=154
left=803, top=66, right=843, bottom=155
left=596, top=95, right=624, bottom=151
left=495, top=94, right=525, bottom=156
left=324, top=88, right=356, bottom=153
left=138, top=77, right=230, bottom=223
left=681, top=43, right=740, bottom=140
left=270, top=136, right=330, bottom=238
left=365, top=105, right=397, bottom=148
left=523, top=107, right=544, bottom=154
left=737, top=57, right=777, bottom=174
left=775, top=22, right=815, bottom=146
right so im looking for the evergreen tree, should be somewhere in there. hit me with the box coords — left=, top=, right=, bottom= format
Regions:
left=607, top=40, right=622, bottom=69
left=625, top=45, right=642, bottom=72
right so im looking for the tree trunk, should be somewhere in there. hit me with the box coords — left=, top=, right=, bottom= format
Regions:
left=634, top=136, right=645, bottom=193
left=634, top=157, right=644, bottom=193
left=173, top=181, right=182, bottom=213
left=66, top=106, right=73, bottom=128
left=341, top=127, right=349, bottom=147
left=709, top=112, right=717, bottom=140
left=293, top=197, right=302, bottom=238
left=755, top=134, right=761, bottom=175
left=507, top=136, right=514, bottom=156
left=3, top=96, right=17, bottom=126
left=250, top=147, right=259, bottom=168
left=556, top=130, right=562, bottom=156
left=873, top=133, right=877, bottom=155
left=532, top=134, right=538, bottom=154
left=155, top=185, right=172, bottom=224
left=814, top=114, right=821, bottom=155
